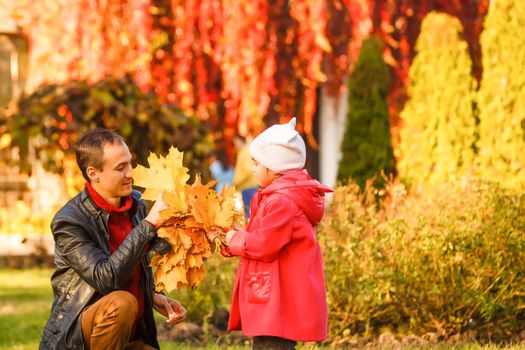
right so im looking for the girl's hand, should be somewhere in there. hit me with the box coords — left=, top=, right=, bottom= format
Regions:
left=206, top=227, right=223, bottom=243
left=153, top=293, right=186, bottom=325
left=225, top=229, right=236, bottom=244
left=232, top=221, right=245, bottom=230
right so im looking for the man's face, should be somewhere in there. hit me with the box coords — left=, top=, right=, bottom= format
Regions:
left=94, top=142, right=133, bottom=199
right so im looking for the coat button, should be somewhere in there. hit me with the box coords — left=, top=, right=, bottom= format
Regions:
left=58, top=314, right=63, bottom=320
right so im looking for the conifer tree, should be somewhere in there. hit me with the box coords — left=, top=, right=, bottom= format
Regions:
left=477, top=0, right=525, bottom=189
left=398, top=12, right=477, bottom=186
left=337, top=37, right=395, bottom=188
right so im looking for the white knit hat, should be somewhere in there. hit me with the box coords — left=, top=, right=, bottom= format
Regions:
left=249, top=117, right=306, bottom=173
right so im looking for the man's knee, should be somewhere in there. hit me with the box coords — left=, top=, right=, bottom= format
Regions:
left=81, top=290, right=139, bottom=347
left=106, top=291, right=138, bottom=320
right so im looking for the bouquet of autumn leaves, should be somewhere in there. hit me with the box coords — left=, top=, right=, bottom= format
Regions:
left=133, top=147, right=244, bottom=293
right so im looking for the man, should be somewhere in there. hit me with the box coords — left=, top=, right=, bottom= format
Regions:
left=40, top=129, right=186, bottom=350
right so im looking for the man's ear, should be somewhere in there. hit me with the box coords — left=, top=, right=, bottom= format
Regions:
left=86, top=166, right=100, bottom=183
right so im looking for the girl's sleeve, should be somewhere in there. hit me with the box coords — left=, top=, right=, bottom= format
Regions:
left=228, top=197, right=293, bottom=262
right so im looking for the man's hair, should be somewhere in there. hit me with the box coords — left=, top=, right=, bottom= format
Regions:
left=75, top=128, right=126, bottom=181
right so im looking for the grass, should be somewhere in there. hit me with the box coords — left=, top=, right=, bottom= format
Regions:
left=0, top=269, right=53, bottom=350
left=0, top=268, right=248, bottom=350
left=1, top=269, right=525, bottom=349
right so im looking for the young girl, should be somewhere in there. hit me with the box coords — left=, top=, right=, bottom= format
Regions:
left=224, top=118, right=332, bottom=349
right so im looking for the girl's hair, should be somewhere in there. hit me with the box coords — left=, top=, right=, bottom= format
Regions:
left=75, top=128, right=126, bottom=181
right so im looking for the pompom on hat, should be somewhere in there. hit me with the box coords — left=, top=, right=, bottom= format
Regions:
left=249, top=117, right=306, bottom=173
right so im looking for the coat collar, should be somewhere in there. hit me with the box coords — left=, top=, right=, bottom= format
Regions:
left=85, top=182, right=133, bottom=213
left=80, top=187, right=141, bottom=218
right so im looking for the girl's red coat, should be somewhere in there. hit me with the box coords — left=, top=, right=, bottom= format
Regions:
left=227, top=169, right=332, bottom=341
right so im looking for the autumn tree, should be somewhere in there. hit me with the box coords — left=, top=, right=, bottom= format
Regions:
left=398, top=12, right=477, bottom=186
left=337, top=37, right=395, bottom=189
left=477, top=0, right=525, bottom=189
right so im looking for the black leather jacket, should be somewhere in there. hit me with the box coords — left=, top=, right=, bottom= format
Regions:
left=40, top=188, right=160, bottom=350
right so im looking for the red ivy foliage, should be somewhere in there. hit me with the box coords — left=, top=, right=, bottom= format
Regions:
left=9, top=0, right=339, bottom=146
left=5, top=0, right=488, bottom=148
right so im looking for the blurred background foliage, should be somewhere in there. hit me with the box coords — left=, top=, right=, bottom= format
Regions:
left=341, top=0, right=525, bottom=191
left=319, top=177, right=525, bottom=345
left=3, top=75, right=213, bottom=184
left=476, top=0, right=525, bottom=190
left=337, top=36, right=395, bottom=189
left=0, top=0, right=491, bottom=152
left=398, top=12, right=477, bottom=187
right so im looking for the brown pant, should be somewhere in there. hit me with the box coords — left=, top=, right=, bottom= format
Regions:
left=81, top=290, right=156, bottom=350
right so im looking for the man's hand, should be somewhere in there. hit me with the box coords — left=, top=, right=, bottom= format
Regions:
left=145, top=194, right=168, bottom=227
left=153, top=293, right=186, bottom=325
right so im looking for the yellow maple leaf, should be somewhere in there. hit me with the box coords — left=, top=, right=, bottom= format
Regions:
left=164, top=266, right=188, bottom=291
left=187, top=266, right=206, bottom=288
left=165, top=243, right=187, bottom=265
left=187, top=175, right=217, bottom=229
left=190, top=254, right=204, bottom=266
left=160, top=189, right=188, bottom=219
left=175, top=228, right=193, bottom=250
left=183, top=216, right=199, bottom=228
left=186, top=254, right=198, bottom=268
left=187, top=229, right=208, bottom=250
left=214, top=186, right=236, bottom=228
left=150, top=251, right=165, bottom=267
left=152, top=251, right=190, bottom=292
left=151, top=253, right=173, bottom=292
left=219, top=185, right=237, bottom=198
left=163, top=215, right=191, bottom=228
left=133, top=146, right=189, bottom=200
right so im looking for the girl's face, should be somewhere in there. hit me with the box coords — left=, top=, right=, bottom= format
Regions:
left=252, top=158, right=281, bottom=187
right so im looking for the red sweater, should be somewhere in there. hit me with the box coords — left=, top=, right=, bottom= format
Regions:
left=86, top=183, right=145, bottom=322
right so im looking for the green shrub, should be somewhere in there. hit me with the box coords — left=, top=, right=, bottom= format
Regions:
left=4, top=76, right=213, bottom=181
left=477, top=0, right=525, bottom=189
left=337, top=37, right=395, bottom=189
left=398, top=12, right=477, bottom=186
left=319, top=178, right=525, bottom=344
